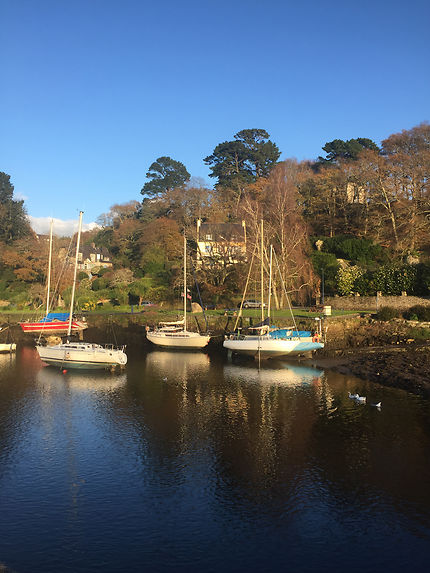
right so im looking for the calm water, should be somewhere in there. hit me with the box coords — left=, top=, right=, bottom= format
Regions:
left=0, top=348, right=430, bottom=573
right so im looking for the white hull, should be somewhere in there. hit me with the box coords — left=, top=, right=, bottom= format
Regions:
left=147, top=330, right=210, bottom=349
left=0, top=343, right=16, bottom=353
left=37, top=342, right=127, bottom=370
left=223, top=335, right=324, bottom=358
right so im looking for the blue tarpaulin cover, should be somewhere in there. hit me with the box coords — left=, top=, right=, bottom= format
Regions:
left=40, top=313, right=70, bottom=323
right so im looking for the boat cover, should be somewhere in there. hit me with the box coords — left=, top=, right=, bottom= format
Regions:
left=40, top=312, right=71, bottom=322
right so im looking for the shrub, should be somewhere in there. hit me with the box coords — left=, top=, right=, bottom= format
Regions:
left=336, top=265, right=364, bottom=295
left=374, top=264, right=417, bottom=295
left=315, top=235, right=387, bottom=265
left=377, top=306, right=400, bottom=321
left=403, top=305, right=430, bottom=321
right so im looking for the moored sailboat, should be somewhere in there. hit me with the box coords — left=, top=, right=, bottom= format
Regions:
left=36, top=212, right=127, bottom=370
left=19, top=219, right=87, bottom=335
left=146, top=236, right=211, bottom=350
left=223, top=221, right=324, bottom=359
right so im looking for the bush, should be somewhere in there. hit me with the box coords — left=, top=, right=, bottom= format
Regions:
left=315, top=235, right=387, bottom=265
left=403, top=305, right=430, bottom=321
left=377, top=306, right=400, bottom=321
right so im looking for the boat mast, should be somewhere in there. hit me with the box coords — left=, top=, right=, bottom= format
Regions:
left=45, top=219, right=53, bottom=317
left=260, top=219, right=264, bottom=323
left=67, top=211, right=83, bottom=338
left=183, top=234, right=187, bottom=332
left=268, top=244, right=273, bottom=322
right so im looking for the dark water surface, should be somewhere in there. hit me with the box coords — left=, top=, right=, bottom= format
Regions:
left=0, top=348, right=430, bottom=573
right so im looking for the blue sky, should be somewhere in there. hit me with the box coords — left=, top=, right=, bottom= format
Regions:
left=1, top=0, right=429, bottom=233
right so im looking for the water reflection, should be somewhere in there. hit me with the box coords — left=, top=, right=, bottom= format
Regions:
left=144, top=350, right=211, bottom=384
left=36, top=366, right=127, bottom=393
left=224, top=360, right=324, bottom=387
left=0, top=349, right=429, bottom=573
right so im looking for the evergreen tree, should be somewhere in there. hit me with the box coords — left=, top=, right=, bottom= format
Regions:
left=141, top=156, right=190, bottom=197
left=0, top=172, right=31, bottom=243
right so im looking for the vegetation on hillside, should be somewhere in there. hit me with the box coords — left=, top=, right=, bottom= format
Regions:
left=1, top=122, right=430, bottom=311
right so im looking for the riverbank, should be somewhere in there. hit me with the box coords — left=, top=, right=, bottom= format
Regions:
left=307, top=344, right=430, bottom=398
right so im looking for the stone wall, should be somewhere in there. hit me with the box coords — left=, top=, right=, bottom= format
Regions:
left=324, top=294, right=430, bottom=311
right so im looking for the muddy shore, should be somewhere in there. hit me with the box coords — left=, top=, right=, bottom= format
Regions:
left=306, top=344, right=430, bottom=398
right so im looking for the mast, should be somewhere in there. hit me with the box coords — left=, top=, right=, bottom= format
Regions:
left=183, top=234, right=187, bottom=332
left=45, top=219, right=53, bottom=317
left=268, top=244, right=273, bottom=322
left=260, top=219, right=264, bottom=323
left=67, top=211, right=83, bottom=338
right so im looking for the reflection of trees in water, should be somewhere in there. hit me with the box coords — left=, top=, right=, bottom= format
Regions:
left=123, top=353, right=328, bottom=498
left=0, top=348, right=41, bottom=480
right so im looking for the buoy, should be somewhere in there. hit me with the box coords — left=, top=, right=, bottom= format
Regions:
left=62, top=369, right=67, bottom=374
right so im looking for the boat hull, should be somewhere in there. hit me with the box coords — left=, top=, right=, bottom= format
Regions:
left=147, top=330, right=210, bottom=349
left=37, top=343, right=127, bottom=370
left=20, top=320, right=87, bottom=334
left=223, top=335, right=324, bottom=358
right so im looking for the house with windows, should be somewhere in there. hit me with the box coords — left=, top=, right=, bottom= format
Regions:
left=77, top=243, right=113, bottom=272
left=196, top=220, right=247, bottom=264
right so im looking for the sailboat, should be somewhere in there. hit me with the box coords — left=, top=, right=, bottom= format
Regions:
left=223, top=221, right=324, bottom=359
left=146, top=235, right=211, bottom=350
left=36, top=212, right=127, bottom=370
left=19, top=219, right=87, bottom=335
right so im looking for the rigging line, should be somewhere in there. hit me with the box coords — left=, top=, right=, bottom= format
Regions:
left=273, top=249, right=299, bottom=332
left=234, top=240, right=258, bottom=332
left=189, top=257, right=209, bottom=332
left=50, top=234, right=75, bottom=310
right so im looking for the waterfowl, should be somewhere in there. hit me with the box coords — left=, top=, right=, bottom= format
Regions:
left=348, top=392, right=359, bottom=399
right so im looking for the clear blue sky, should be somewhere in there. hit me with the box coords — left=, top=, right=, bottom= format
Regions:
left=1, top=0, right=429, bottom=231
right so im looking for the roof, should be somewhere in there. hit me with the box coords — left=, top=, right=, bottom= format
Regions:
left=199, top=223, right=245, bottom=242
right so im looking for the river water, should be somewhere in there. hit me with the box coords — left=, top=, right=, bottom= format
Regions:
left=0, top=348, right=429, bottom=573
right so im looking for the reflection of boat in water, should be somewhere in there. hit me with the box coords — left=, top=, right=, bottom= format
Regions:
left=145, top=350, right=210, bottom=380
left=0, top=352, right=16, bottom=368
left=36, top=366, right=126, bottom=392
left=223, top=361, right=323, bottom=387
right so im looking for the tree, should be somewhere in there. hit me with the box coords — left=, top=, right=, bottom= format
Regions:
left=0, top=172, right=32, bottom=243
left=381, top=123, right=430, bottom=251
left=240, top=160, right=316, bottom=305
left=204, top=129, right=280, bottom=207
left=141, top=156, right=190, bottom=197
left=318, top=138, right=380, bottom=164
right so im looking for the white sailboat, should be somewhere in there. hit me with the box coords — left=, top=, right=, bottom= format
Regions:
left=146, top=235, right=211, bottom=350
left=223, top=221, right=324, bottom=359
left=36, top=212, right=127, bottom=370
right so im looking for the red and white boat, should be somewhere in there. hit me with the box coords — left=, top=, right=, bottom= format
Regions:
left=19, top=219, right=87, bottom=336
left=19, top=313, right=87, bottom=334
